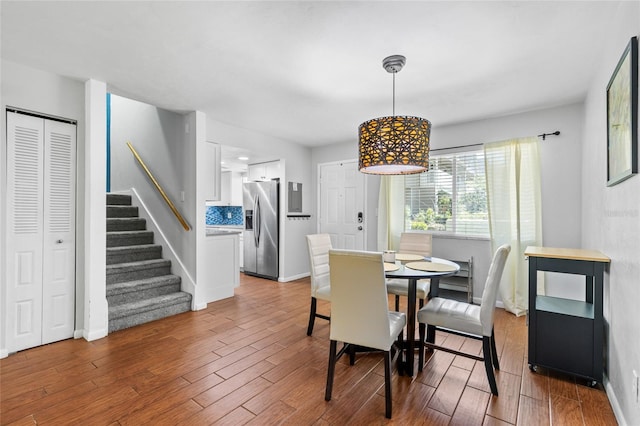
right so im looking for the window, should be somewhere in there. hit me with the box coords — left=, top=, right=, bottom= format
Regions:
left=404, top=149, right=489, bottom=237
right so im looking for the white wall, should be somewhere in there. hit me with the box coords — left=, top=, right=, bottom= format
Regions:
left=206, top=118, right=314, bottom=281
left=581, top=2, right=640, bottom=424
left=311, top=102, right=585, bottom=301
left=0, top=60, right=87, bottom=355
left=84, top=79, right=109, bottom=341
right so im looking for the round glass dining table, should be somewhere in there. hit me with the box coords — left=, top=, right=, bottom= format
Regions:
left=385, top=257, right=460, bottom=376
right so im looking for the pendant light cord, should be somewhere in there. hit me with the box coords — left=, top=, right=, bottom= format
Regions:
left=392, top=72, right=396, bottom=117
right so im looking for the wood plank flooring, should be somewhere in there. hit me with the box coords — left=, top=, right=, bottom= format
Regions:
left=1, top=274, right=618, bottom=425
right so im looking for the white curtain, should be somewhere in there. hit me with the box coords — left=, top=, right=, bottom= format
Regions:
left=484, top=137, right=543, bottom=316
left=377, top=175, right=405, bottom=251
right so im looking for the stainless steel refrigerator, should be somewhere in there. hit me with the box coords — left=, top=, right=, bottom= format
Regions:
left=243, top=180, right=279, bottom=280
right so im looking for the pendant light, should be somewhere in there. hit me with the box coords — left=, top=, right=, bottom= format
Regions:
left=358, top=55, right=431, bottom=175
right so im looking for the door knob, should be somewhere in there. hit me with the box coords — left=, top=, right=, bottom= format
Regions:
left=56, top=239, right=63, bottom=244
left=358, top=226, right=363, bottom=231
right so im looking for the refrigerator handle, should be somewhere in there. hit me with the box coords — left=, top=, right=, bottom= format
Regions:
left=254, top=196, right=261, bottom=247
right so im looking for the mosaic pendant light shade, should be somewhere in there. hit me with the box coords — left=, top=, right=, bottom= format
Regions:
left=358, top=55, right=431, bottom=175
left=358, top=115, right=430, bottom=174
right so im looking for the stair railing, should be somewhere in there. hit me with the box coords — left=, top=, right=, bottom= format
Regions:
left=127, top=142, right=191, bottom=231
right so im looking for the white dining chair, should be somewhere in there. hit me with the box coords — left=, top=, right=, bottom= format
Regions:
left=305, top=234, right=332, bottom=336
left=325, top=249, right=406, bottom=419
left=386, top=232, right=432, bottom=311
left=417, top=244, right=511, bottom=395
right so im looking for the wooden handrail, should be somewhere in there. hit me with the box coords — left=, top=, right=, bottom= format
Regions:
left=127, top=142, right=191, bottom=231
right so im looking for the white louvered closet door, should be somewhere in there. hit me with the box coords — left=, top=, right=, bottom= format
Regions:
left=6, top=112, right=76, bottom=352
left=42, top=119, right=76, bottom=344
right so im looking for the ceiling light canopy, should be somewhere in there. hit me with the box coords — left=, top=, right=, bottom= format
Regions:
left=358, top=55, right=431, bottom=175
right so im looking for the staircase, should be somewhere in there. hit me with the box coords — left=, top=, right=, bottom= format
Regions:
left=106, top=193, right=192, bottom=332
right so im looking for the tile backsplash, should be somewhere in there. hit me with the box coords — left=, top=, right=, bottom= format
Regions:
left=206, top=205, right=244, bottom=226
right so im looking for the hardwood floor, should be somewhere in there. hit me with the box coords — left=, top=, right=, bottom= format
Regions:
left=1, top=274, right=617, bottom=425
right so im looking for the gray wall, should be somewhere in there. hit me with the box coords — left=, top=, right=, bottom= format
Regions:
left=110, top=94, right=189, bottom=260
left=580, top=2, right=640, bottom=423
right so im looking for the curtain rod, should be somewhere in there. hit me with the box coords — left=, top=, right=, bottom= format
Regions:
left=431, top=143, right=483, bottom=152
left=537, top=131, right=560, bottom=140
left=431, top=130, right=561, bottom=152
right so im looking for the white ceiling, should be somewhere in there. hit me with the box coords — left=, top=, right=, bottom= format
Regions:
left=1, top=1, right=623, bottom=152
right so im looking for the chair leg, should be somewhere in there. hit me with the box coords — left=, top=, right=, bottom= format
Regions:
left=482, top=336, right=499, bottom=396
left=325, top=340, right=337, bottom=401
left=349, top=343, right=356, bottom=366
left=394, top=295, right=400, bottom=312
left=307, top=297, right=317, bottom=336
left=418, top=323, right=425, bottom=372
left=426, top=324, right=436, bottom=346
left=490, top=328, right=500, bottom=370
left=384, top=350, right=393, bottom=419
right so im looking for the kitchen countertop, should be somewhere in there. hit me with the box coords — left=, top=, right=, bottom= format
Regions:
left=206, top=227, right=243, bottom=236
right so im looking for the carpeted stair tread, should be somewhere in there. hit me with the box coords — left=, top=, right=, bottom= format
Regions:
left=107, top=230, right=153, bottom=236
left=107, top=258, right=170, bottom=271
left=107, top=274, right=181, bottom=295
left=106, top=258, right=171, bottom=284
left=109, top=292, right=191, bottom=317
left=106, top=244, right=162, bottom=264
left=106, top=193, right=132, bottom=206
left=107, top=205, right=139, bottom=218
left=107, top=230, right=154, bottom=247
left=107, top=275, right=181, bottom=305
left=107, top=217, right=147, bottom=231
left=108, top=292, right=192, bottom=332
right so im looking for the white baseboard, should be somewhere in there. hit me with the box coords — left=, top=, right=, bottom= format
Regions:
left=279, top=272, right=311, bottom=282
left=604, top=374, right=628, bottom=426
left=0, top=348, right=8, bottom=359
left=73, top=330, right=84, bottom=339
left=83, top=328, right=108, bottom=341
left=198, top=285, right=236, bottom=309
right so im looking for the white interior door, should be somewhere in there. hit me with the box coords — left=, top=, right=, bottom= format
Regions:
left=6, top=112, right=45, bottom=351
left=42, top=119, right=76, bottom=344
left=318, top=160, right=365, bottom=250
left=5, top=112, right=76, bottom=352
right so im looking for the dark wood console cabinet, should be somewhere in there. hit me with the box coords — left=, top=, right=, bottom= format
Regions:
left=525, top=246, right=610, bottom=385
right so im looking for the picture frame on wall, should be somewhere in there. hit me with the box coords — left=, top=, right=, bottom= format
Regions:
left=606, top=36, right=638, bottom=186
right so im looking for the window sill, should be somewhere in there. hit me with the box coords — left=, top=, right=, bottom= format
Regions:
left=429, top=233, right=490, bottom=242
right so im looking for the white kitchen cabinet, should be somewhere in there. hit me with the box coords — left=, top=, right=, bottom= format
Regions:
left=208, top=170, right=243, bottom=206
left=248, top=160, right=280, bottom=181
left=239, top=232, right=244, bottom=270
left=208, top=171, right=231, bottom=206
left=202, top=232, right=240, bottom=303
left=265, top=161, right=281, bottom=180
left=230, top=171, right=244, bottom=206
left=204, top=141, right=221, bottom=201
